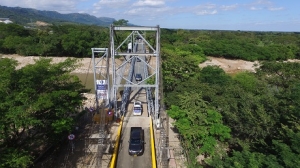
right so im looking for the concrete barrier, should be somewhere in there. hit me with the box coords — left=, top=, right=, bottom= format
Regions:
left=150, top=116, right=157, bottom=168
left=110, top=116, right=124, bottom=168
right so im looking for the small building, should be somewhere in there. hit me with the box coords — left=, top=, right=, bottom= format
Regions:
left=0, top=18, right=13, bottom=24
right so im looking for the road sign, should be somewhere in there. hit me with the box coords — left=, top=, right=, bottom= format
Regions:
left=68, top=134, right=75, bottom=140
left=96, top=80, right=108, bottom=99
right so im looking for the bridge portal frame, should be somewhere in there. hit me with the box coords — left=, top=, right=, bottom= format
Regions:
left=110, top=25, right=161, bottom=123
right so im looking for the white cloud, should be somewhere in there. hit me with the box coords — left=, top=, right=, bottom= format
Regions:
left=0, top=0, right=295, bottom=31
left=254, top=0, right=272, bottom=5
left=93, top=0, right=129, bottom=9
left=133, top=0, right=165, bottom=7
left=246, top=0, right=284, bottom=12
left=201, top=3, right=217, bottom=9
left=220, top=4, right=238, bottom=11
left=126, top=7, right=145, bottom=15
left=253, top=19, right=298, bottom=25
left=125, top=6, right=169, bottom=17
left=268, top=7, right=284, bottom=11
left=192, top=3, right=217, bottom=15
left=120, top=0, right=169, bottom=19
left=195, top=9, right=217, bottom=15
left=127, top=2, right=220, bottom=17
left=249, top=6, right=262, bottom=10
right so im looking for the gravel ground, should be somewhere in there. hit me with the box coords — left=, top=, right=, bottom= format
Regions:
left=1, top=54, right=94, bottom=73
left=199, top=56, right=259, bottom=73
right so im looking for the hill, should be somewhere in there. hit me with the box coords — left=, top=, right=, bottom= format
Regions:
left=0, top=5, right=115, bottom=26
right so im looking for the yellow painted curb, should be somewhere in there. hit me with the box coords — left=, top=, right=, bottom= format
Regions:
left=110, top=116, right=124, bottom=168
left=150, top=116, right=157, bottom=168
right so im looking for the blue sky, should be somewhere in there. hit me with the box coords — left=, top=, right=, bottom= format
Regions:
left=1, top=0, right=299, bottom=32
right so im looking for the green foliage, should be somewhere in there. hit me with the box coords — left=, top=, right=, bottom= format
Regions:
left=1, top=18, right=300, bottom=168
left=0, top=57, right=87, bottom=167
left=1, top=23, right=300, bottom=61
left=210, top=150, right=281, bottom=168
left=161, top=46, right=204, bottom=92
left=160, top=29, right=300, bottom=61
left=51, top=118, right=74, bottom=134
left=0, top=23, right=30, bottom=37
left=0, top=23, right=109, bottom=56
left=257, top=61, right=300, bottom=89
left=164, top=53, right=300, bottom=167
left=199, top=66, right=231, bottom=85
left=233, top=72, right=260, bottom=92
left=113, top=19, right=129, bottom=26
left=209, top=127, right=300, bottom=168
left=0, top=148, right=33, bottom=168
left=167, top=92, right=231, bottom=161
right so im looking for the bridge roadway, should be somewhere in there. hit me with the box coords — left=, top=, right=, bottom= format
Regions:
left=116, top=40, right=153, bottom=167
left=116, top=91, right=152, bottom=168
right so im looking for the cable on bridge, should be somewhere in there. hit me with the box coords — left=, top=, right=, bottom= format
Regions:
left=120, top=46, right=137, bottom=116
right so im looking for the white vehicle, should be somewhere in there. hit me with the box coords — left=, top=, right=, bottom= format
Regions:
left=133, top=101, right=142, bottom=116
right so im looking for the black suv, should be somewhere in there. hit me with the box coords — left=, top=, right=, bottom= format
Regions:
left=128, top=127, right=144, bottom=156
left=135, top=74, right=142, bottom=81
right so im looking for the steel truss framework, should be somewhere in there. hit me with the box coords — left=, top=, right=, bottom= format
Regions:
left=88, top=26, right=167, bottom=167
left=84, top=48, right=110, bottom=167
left=110, top=25, right=161, bottom=123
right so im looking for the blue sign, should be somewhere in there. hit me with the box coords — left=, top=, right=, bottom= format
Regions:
left=96, top=80, right=108, bottom=99
left=97, top=84, right=107, bottom=90
left=96, top=80, right=107, bottom=90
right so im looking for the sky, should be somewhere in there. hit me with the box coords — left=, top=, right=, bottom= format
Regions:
left=1, top=0, right=300, bottom=32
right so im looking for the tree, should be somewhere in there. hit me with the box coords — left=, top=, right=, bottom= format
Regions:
left=199, top=66, right=231, bottom=85
left=161, top=47, right=203, bottom=93
left=113, top=19, right=129, bottom=26
left=0, top=57, right=88, bottom=167
left=167, top=92, right=231, bottom=166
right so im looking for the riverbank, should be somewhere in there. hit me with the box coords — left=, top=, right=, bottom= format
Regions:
left=2, top=54, right=260, bottom=74
left=1, top=54, right=94, bottom=74
left=2, top=54, right=259, bottom=108
left=1, top=54, right=97, bottom=107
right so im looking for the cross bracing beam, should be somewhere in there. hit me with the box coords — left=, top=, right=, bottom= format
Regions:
left=113, top=53, right=158, bottom=56
left=113, top=84, right=157, bottom=87
left=113, top=26, right=159, bottom=31
left=134, top=31, right=157, bottom=53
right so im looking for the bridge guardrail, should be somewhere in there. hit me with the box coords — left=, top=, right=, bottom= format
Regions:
left=150, top=116, right=157, bottom=168
left=110, top=116, right=124, bottom=168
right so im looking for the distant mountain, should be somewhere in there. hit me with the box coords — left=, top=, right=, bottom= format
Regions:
left=0, top=5, right=116, bottom=26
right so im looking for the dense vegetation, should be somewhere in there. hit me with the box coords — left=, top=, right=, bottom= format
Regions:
left=0, top=57, right=88, bottom=167
left=1, top=23, right=300, bottom=167
left=161, top=29, right=300, bottom=61
left=1, top=23, right=300, bottom=60
left=0, top=23, right=110, bottom=57
left=161, top=31, right=300, bottom=167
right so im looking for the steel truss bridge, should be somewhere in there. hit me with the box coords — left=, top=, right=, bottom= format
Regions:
left=84, top=25, right=170, bottom=168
